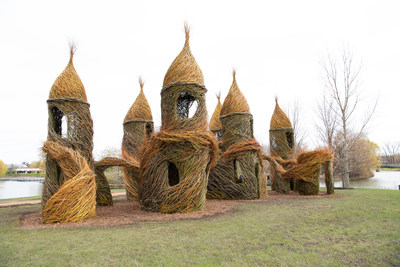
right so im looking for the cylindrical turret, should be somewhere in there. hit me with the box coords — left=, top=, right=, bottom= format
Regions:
left=139, top=24, right=217, bottom=213
left=207, top=71, right=266, bottom=199
left=122, top=77, right=154, bottom=200
left=43, top=44, right=112, bottom=207
left=269, top=98, right=294, bottom=194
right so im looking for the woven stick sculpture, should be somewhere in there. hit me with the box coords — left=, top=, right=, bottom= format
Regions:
left=264, top=147, right=334, bottom=195
left=267, top=98, right=334, bottom=195
left=43, top=44, right=112, bottom=210
left=269, top=98, right=294, bottom=194
left=121, top=77, right=153, bottom=200
left=95, top=156, right=140, bottom=201
left=42, top=141, right=96, bottom=223
left=139, top=24, right=218, bottom=213
left=209, top=94, right=223, bottom=140
left=207, top=71, right=267, bottom=199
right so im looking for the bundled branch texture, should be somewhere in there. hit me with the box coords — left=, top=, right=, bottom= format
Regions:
left=140, top=25, right=219, bottom=213
left=42, top=141, right=96, bottom=223
left=207, top=72, right=267, bottom=199
left=122, top=78, right=153, bottom=200
left=44, top=44, right=111, bottom=208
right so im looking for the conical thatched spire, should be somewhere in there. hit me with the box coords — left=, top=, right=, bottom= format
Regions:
left=220, top=70, right=250, bottom=116
left=270, top=97, right=292, bottom=129
left=209, top=94, right=222, bottom=131
left=162, top=23, right=204, bottom=87
left=124, top=77, right=153, bottom=122
left=49, top=43, right=88, bottom=102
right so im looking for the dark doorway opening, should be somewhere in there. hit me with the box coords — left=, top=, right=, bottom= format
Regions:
left=52, top=107, right=64, bottom=136
left=286, top=132, right=294, bottom=149
left=168, top=162, right=180, bottom=186
left=145, top=123, right=152, bottom=139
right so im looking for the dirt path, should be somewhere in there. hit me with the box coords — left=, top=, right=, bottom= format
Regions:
left=18, top=191, right=340, bottom=230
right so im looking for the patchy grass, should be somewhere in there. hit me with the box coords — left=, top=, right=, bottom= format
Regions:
left=111, top=188, right=126, bottom=193
left=0, top=189, right=399, bottom=266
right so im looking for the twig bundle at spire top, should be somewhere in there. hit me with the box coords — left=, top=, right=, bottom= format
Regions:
left=270, top=97, right=292, bottom=129
left=49, top=43, right=87, bottom=102
left=220, top=70, right=250, bottom=116
left=209, top=93, right=223, bottom=131
left=124, top=77, right=153, bottom=122
left=162, top=23, right=204, bottom=87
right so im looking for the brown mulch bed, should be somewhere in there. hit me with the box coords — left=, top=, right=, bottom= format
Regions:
left=20, top=190, right=340, bottom=230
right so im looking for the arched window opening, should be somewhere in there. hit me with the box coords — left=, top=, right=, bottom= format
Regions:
left=216, top=132, right=222, bottom=141
left=168, top=162, right=180, bottom=186
left=286, top=132, right=294, bottom=149
left=145, top=123, right=152, bottom=139
left=233, top=159, right=243, bottom=184
left=51, top=107, right=64, bottom=136
left=271, top=138, right=279, bottom=151
left=177, top=91, right=198, bottom=118
left=61, top=116, right=68, bottom=138
left=255, top=162, right=260, bottom=179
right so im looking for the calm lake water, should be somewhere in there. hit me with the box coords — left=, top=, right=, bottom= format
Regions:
left=0, top=178, right=44, bottom=200
left=320, top=171, right=400, bottom=190
left=0, top=171, right=399, bottom=200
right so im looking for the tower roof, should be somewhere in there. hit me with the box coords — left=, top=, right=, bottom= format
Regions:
left=209, top=94, right=222, bottom=130
left=162, top=23, right=204, bottom=87
left=49, top=44, right=88, bottom=102
left=270, top=98, right=292, bottom=129
left=220, top=70, right=250, bottom=116
left=124, top=77, right=153, bottom=122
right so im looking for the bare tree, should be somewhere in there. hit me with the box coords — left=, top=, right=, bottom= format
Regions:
left=285, top=100, right=306, bottom=155
left=381, top=142, right=400, bottom=164
left=320, top=48, right=377, bottom=188
left=316, top=94, right=337, bottom=148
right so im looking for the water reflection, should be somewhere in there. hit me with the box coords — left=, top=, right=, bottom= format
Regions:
left=0, top=180, right=43, bottom=200
left=320, top=171, right=400, bottom=190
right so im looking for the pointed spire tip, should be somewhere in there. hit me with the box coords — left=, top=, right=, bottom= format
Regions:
left=184, top=22, right=190, bottom=44
left=68, top=41, right=77, bottom=63
left=139, top=76, right=144, bottom=91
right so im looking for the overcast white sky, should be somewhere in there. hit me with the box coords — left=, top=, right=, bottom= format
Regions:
left=0, top=0, right=399, bottom=164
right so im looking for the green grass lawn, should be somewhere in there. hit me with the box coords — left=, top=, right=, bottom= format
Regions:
left=0, top=196, right=40, bottom=202
left=1, top=189, right=399, bottom=266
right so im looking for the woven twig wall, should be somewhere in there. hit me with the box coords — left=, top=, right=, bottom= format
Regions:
left=122, top=120, right=153, bottom=200
left=139, top=82, right=218, bottom=213
left=44, top=99, right=112, bottom=206
left=269, top=127, right=295, bottom=194
left=42, top=141, right=96, bottom=223
left=207, top=113, right=267, bottom=199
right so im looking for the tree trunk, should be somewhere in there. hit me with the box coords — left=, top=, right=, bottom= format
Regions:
left=324, top=160, right=334, bottom=194
left=342, top=148, right=350, bottom=188
left=342, top=116, right=351, bottom=189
